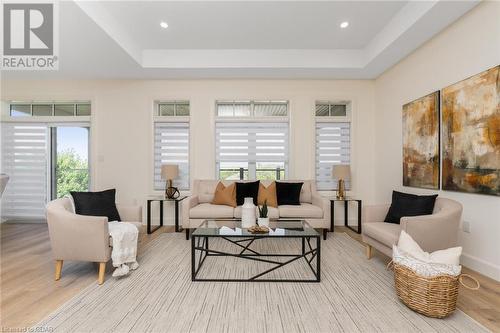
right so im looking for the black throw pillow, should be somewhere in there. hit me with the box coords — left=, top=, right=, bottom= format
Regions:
left=384, top=191, right=438, bottom=224
left=70, top=189, right=121, bottom=222
left=235, top=181, right=260, bottom=206
left=276, top=182, right=303, bottom=206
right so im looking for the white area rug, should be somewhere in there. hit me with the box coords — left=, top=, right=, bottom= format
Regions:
left=37, top=233, right=486, bottom=332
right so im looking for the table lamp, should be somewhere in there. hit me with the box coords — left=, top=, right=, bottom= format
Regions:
left=332, top=165, right=350, bottom=200
left=161, top=164, right=180, bottom=199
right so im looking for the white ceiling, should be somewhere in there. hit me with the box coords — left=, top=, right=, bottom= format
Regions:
left=3, top=0, right=480, bottom=80
left=99, top=1, right=407, bottom=50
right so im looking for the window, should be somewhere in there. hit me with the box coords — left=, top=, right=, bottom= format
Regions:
left=1, top=124, right=90, bottom=219
left=154, top=102, right=190, bottom=191
left=215, top=100, right=288, bottom=180
left=9, top=102, right=91, bottom=117
left=216, top=100, right=288, bottom=117
left=1, top=124, right=49, bottom=219
left=315, top=101, right=351, bottom=190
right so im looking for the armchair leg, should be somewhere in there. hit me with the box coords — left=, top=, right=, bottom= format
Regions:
left=365, top=244, right=373, bottom=259
left=98, top=262, right=106, bottom=285
left=55, top=260, right=63, bottom=281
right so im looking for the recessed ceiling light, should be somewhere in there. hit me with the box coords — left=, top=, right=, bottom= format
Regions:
left=160, top=21, right=168, bottom=29
left=340, top=21, right=349, bottom=29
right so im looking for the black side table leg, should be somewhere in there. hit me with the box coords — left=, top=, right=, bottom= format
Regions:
left=159, top=201, right=164, bottom=228
left=330, top=201, right=334, bottom=232
left=175, top=200, right=180, bottom=232
left=147, top=200, right=152, bottom=234
left=344, top=200, right=348, bottom=228
left=357, top=200, right=362, bottom=234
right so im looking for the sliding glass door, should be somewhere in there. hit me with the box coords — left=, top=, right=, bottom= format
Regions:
left=0, top=123, right=90, bottom=220
left=51, top=126, right=90, bottom=199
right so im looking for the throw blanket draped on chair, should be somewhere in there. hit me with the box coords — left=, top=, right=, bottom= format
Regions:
left=108, top=222, right=139, bottom=277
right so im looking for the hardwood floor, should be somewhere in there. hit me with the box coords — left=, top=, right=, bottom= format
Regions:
left=1, top=223, right=499, bottom=332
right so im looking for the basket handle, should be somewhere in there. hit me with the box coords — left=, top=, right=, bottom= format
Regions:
left=386, top=260, right=394, bottom=271
left=459, top=274, right=480, bottom=290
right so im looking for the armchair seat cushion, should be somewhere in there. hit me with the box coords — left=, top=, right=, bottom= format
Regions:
left=363, top=222, right=401, bottom=247
left=279, top=203, right=323, bottom=218
left=189, top=203, right=234, bottom=219
left=234, top=206, right=279, bottom=219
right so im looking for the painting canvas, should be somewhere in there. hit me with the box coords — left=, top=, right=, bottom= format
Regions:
left=442, top=65, right=500, bottom=196
left=402, top=91, right=440, bottom=189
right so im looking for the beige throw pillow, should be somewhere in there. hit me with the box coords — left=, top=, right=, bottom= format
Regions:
left=212, top=182, right=236, bottom=207
left=258, top=182, right=278, bottom=207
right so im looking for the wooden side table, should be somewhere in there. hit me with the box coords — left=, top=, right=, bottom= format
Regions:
left=146, top=196, right=187, bottom=234
left=330, top=198, right=362, bottom=234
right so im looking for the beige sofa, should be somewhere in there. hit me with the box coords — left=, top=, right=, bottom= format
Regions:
left=362, top=197, right=462, bottom=259
left=46, top=197, right=143, bottom=285
left=182, top=180, right=330, bottom=239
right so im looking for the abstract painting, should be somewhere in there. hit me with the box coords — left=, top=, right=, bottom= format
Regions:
left=442, top=65, right=500, bottom=196
left=402, top=91, right=440, bottom=189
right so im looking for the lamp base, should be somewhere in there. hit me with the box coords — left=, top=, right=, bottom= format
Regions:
left=165, top=179, right=180, bottom=199
left=336, top=179, right=346, bottom=200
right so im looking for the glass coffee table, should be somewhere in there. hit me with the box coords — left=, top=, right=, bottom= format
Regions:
left=191, top=219, right=320, bottom=282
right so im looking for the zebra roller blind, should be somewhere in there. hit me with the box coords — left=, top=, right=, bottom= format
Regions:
left=154, top=122, right=189, bottom=190
left=1, top=123, right=48, bottom=219
left=216, top=122, right=288, bottom=164
left=315, top=122, right=351, bottom=190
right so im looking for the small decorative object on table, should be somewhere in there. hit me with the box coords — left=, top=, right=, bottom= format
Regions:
left=257, top=200, right=269, bottom=227
left=241, top=197, right=256, bottom=228
left=161, top=164, right=180, bottom=199
left=332, top=165, right=350, bottom=200
left=248, top=225, right=269, bottom=234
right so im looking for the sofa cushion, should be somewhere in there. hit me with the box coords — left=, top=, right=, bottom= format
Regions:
left=258, top=182, right=277, bottom=207
left=234, top=206, right=279, bottom=219
left=236, top=181, right=260, bottom=206
left=276, top=182, right=303, bottom=205
left=385, top=191, right=438, bottom=224
left=197, top=180, right=220, bottom=203
left=212, top=182, right=236, bottom=207
left=363, top=222, right=401, bottom=247
left=71, top=189, right=121, bottom=222
left=279, top=203, right=323, bottom=218
left=190, top=203, right=234, bottom=219
left=277, top=180, right=313, bottom=203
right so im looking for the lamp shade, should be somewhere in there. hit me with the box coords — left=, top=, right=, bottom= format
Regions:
left=332, top=165, right=351, bottom=180
left=161, top=164, right=179, bottom=180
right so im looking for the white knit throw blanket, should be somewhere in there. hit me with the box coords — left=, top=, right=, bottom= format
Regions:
left=108, top=221, right=139, bottom=277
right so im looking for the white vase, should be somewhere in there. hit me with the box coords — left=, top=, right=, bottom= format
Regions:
left=257, top=217, right=269, bottom=227
left=241, top=197, right=256, bottom=228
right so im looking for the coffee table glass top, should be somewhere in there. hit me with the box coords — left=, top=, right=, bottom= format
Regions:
left=192, top=219, right=318, bottom=237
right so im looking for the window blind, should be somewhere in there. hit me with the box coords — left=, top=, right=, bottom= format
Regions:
left=216, top=122, right=288, bottom=163
left=154, top=122, right=189, bottom=190
left=1, top=123, right=48, bottom=219
left=315, top=122, right=350, bottom=190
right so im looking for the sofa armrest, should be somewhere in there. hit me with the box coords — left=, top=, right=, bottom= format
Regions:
left=181, top=195, right=199, bottom=228
left=116, top=204, right=142, bottom=222
left=362, top=204, right=390, bottom=224
left=311, top=193, right=329, bottom=222
left=46, top=208, right=111, bottom=262
left=400, top=208, right=462, bottom=252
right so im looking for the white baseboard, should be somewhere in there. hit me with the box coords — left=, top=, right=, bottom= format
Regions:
left=461, top=252, right=500, bottom=282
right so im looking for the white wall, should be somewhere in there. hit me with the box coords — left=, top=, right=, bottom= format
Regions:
left=0, top=79, right=376, bottom=225
left=374, top=1, right=500, bottom=280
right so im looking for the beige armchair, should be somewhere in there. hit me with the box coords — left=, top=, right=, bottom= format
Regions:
left=46, top=197, right=143, bottom=285
left=362, top=198, right=462, bottom=259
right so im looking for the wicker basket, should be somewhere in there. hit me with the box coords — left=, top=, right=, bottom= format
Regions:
left=390, top=262, right=479, bottom=318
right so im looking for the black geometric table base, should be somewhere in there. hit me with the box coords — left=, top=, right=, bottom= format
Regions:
left=191, top=236, right=321, bottom=282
